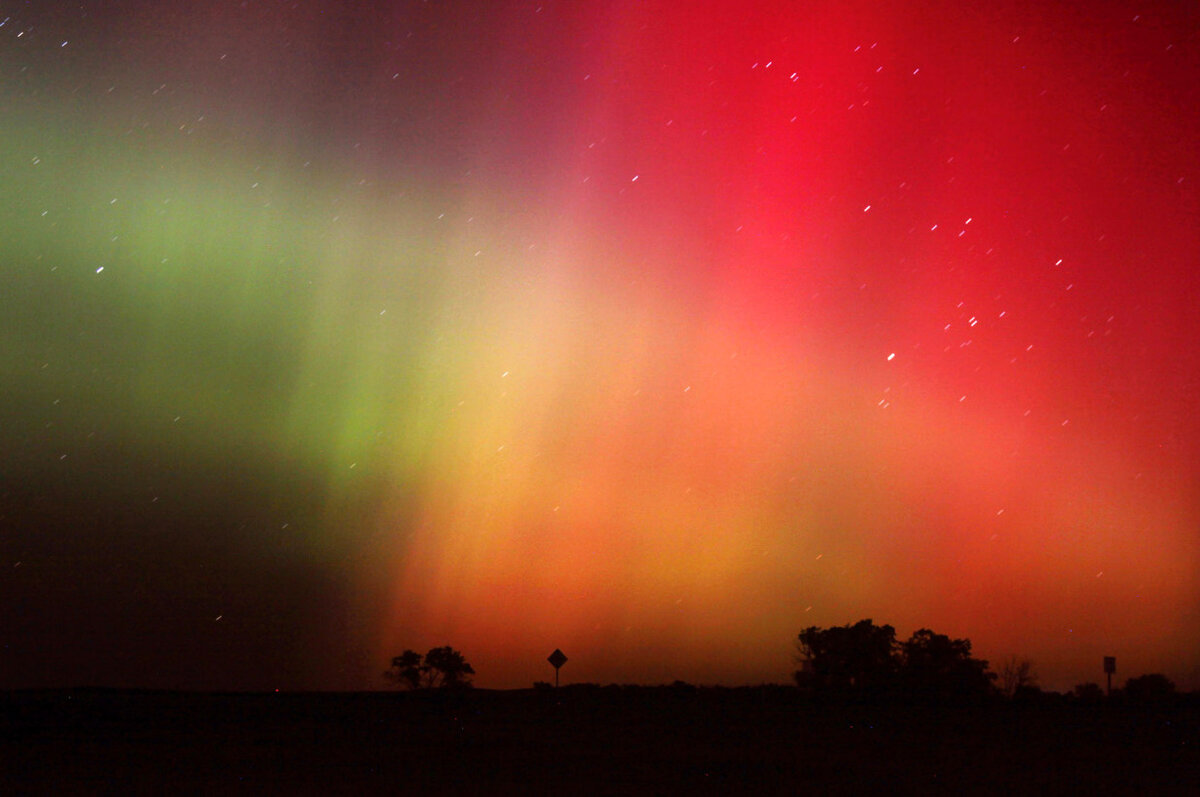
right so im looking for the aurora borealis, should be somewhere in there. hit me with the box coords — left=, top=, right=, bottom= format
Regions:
left=2, top=1, right=1197, bottom=692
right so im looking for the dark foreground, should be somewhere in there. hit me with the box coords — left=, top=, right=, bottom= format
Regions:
left=2, top=686, right=1197, bottom=795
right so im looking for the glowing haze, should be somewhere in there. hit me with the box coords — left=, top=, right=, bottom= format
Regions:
left=1, top=1, right=1196, bottom=692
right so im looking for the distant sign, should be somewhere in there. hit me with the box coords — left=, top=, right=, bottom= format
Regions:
left=1103, top=656, right=1116, bottom=674
left=548, top=648, right=568, bottom=687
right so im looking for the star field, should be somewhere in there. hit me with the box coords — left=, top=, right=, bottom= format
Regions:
left=1, top=1, right=1197, bottom=691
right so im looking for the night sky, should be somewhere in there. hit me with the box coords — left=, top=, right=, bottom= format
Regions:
left=2, top=1, right=1197, bottom=693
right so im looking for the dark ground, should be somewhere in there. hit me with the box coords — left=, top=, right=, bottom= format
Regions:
left=2, top=686, right=1197, bottom=795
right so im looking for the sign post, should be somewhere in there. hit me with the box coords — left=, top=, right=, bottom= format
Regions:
left=547, top=648, right=568, bottom=688
left=1103, top=656, right=1116, bottom=697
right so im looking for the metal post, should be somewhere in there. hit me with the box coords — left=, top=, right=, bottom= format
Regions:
left=547, top=649, right=567, bottom=689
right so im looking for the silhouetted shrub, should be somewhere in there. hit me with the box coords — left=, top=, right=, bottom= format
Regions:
left=1123, top=673, right=1176, bottom=703
left=1011, top=684, right=1044, bottom=704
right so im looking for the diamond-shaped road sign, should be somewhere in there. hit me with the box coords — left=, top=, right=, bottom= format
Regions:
left=547, top=648, right=567, bottom=687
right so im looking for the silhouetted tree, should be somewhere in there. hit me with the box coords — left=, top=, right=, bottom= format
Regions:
left=384, top=646, right=475, bottom=689
left=1123, top=673, right=1176, bottom=703
left=423, top=646, right=475, bottom=689
left=999, top=655, right=1038, bottom=699
left=899, top=628, right=996, bottom=701
left=796, top=620, right=995, bottom=701
left=796, top=619, right=898, bottom=694
left=384, top=649, right=425, bottom=690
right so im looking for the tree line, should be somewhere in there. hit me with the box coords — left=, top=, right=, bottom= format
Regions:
left=386, top=620, right=1184, bottom=702
left=794, top=619, right=994, bottom=700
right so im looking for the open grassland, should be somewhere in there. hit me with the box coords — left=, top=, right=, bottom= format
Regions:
left=2, top=687, right=1197, bottom=794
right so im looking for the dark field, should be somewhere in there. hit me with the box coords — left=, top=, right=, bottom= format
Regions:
left=3, top=686, right=1197, bottom=795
